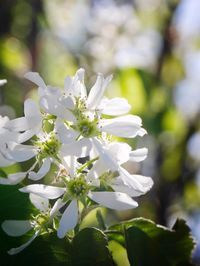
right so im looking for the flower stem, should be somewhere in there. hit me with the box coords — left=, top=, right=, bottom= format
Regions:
left=96, top=209, right=106, bottom=230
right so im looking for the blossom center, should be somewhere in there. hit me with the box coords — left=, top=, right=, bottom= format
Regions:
left=31, top=212, right=51, bottom=233
left=77, top=119, right=99, bottom=138
left=67, top=175, right=90, bottom=199
left=35, top=133, right=61, bottom=159
left=70, top=98, right=100, bottom=138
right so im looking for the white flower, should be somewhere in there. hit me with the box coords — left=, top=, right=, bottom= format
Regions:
left=25, top=69, right=145, bottom=136
left=21, top=183, right=138, bottom=239
left=90, top=139, right=153, bottom=197
left=1, top=194, right=57, bottom=255
left=0, top=131, right=61, bottom=184
left=19, top=155, right=140, bottom=238
left=1, top=69, right=152, bottom=245
left=0, top=172, right=28, bottom=185
left=5, top=99, right=42, bottom=142
left=0, top=99, right=43, bottom=168
left=0, top=157, right=52, bottom=185
left=2, top=194, right=67, bottom=255
left=0, top=92, right=42, bottom=167
left=62, top=70, right=145, bottom=156
left=19, top=139, right=152, bottom=239
left=24, top=72, right=75, bottom=122
left=22, top=69, right=146, bottom=167
left=62, top=69, right=146, bottom=138
left=62, top=68, right=131, bottom=116
left=0, top=123, right=66, bottom=184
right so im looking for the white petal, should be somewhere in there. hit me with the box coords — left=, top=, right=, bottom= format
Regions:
left=64, top=77, right=74, bottom=96
left=56, top=124, right=78, bottom=144
left=107, top=142, right=132, bottom=164
left=0, top=128, right=19, bottom=142
left=87, top=74, right=104, bottom=109
left=0, top=152, right=14, bottom=167
left=6, top=117, right=30, bottom=131
left=28, top=158, right=51, bottom=181
left=24, top=72, right=46, bottom=89
left=86, top=159, right=107, bottom=181
left=2, top=220, right=32, bottom=237
left=57, top=200, right=78, bottom=238
left=39, top=85, right=61, bottom=99
left=103, top=114, right=142, bottom=126
left=61, top=138, right=92, bottom=157
left=29, top=193, right=49, bottom=212
left=0, top=172, right=26, bottom=185
left=0, top=177, right=12, bottom=185
left=64, top=76, right=72, bottom=93
left=24, top=99, right=41, bottom=118
left=19, top=184, right=65, bottom=199
left=129, top=148, right=148, bottom=162
left=118, top=167, right=152, bottom=194
left=40, top=95, right=75, bottom=121
left=73, top=68, right=87, bottom=98
left=112, top=173, right=153, bottom=197
left=8, top=231, right=39, bottom=255
left=88, top=191, right=138, bottom=210
left=138, top=128, right=147, bottom=137
left=65, top=69, right=86, bottom=98
left=111, top=184, right=142, bottom=197
left=18, top=129, right=39, bottom=143
left=6, top=100, right=41, bottom=141
left=131, top=175, right=153, bottom=193
left=8, top=143, right=37, bottom=162
left=100, top=115, right=143, bottom=138
left=87, top=74, right=112, bottom=109
left=92, top=138, right=118, bottom=171
left=61, top=155, right=80, bottom=177
left=50, top=199, right=66, bottom=218
left=59, top=95, right=75, bottom=109
left=100, top=97, right=131, bottom=116
left=0, top=115, right=9, bottom=126
left=40, top=95, right=61, bottom=115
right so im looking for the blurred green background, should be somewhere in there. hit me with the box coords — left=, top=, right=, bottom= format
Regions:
left=0, top=0, right=200, bottom=264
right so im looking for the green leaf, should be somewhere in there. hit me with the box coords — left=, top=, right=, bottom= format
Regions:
left=1, top=213, right=115, bottom=266
left=0, top=184, right=73, bottom=266
left=11, top=233, right=72, bottom=266
left=125, top=226, right=162, bottom=266
left=1, top=189, right=194, bottom=266
left=123, top=218, right=195, bottom=266
left=0, top=185, right=31, bottom=221
left=0, top=184, right=33, bottom=265
left=72, top=227, right=115, bottom=266
left=108, top=240, right=130, bottom=266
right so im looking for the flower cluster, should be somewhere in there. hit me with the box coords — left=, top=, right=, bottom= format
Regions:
left=0, top=69, right=153, bottom=254
left=45, top=1, right=162, bottom=73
